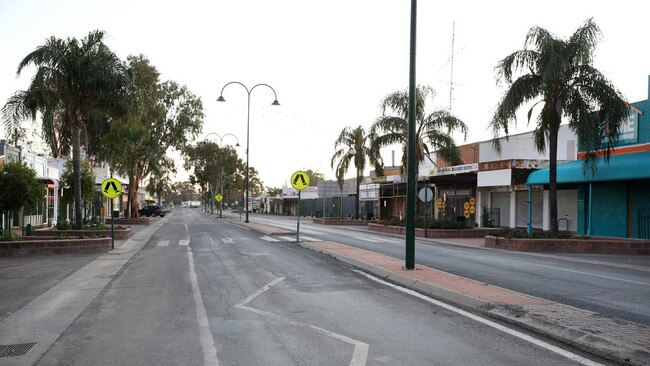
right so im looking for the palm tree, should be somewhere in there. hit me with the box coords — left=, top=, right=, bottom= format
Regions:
left=490, top=18, right=628, bottom=236
left=2, top=30, right=126, bottom=229
left=371, top=85, right=468, bottom=176
left=331, top=125, right=382, bottom=220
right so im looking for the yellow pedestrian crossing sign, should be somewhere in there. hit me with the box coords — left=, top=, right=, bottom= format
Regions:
left=291, top=171, right=310, bottom=191
left=215, top=194, right=223, bottom=202
left=101, top=178, right=122, bottom=198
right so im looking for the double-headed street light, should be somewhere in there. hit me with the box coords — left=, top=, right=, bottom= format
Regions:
left=217, top=82, right=280, bottom=223
left=203, top=132, right=240, bottom=218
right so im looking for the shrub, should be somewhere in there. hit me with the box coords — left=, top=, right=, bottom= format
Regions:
left=498, top=229, right=573, bottom=239
left=56, top=220, right=73, bottom=230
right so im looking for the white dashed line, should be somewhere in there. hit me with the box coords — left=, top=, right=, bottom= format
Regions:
left=157, top=240, right=169, bottom=247
left=179, top=239, right=190, bottom=246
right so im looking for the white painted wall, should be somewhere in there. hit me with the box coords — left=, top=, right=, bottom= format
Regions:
left=479, top=124, right=578, bottom=162
left=477, top=169, right=512, bottom=187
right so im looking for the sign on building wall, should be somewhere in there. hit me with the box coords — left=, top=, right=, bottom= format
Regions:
left=617, top=112, right=639, bottom=145
left=430, top=163, right=478, bottom=176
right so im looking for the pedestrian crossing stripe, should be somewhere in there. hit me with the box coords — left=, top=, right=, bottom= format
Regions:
left=157, top=240, right=169, bottom=247
left=221, top=238, right=235, bottom=244
left=351, top=236, right=382, bottom=243
left=260, top=236, right=279, bottom=242
left=278, top=235, right=321, bottom=242
left=179, top=240, right=190, bottom=246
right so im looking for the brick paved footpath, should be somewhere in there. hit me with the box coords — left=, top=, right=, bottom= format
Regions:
left=242, top=221, right=650, bottom=366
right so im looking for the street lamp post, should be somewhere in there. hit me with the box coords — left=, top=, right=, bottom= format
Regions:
left=203, top=132, right=240, bottom=218
left=217, top=82, right=280, bottom=223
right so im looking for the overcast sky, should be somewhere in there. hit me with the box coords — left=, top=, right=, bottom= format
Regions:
left=1, top=0, right=648, bottom=188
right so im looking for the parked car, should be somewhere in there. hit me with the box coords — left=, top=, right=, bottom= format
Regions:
left=138, top=205, right=166, bottom=217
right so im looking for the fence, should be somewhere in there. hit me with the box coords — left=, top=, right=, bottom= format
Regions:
left=639, top=209, right=650, bottom=239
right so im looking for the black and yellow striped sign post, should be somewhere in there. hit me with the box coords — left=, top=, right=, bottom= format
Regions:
left=291, top=171, right=310, bottom=242
left=101, top=178, right=122, bottom=249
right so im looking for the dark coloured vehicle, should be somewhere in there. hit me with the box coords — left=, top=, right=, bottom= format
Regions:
left=138, top=205, right=166, bottom=217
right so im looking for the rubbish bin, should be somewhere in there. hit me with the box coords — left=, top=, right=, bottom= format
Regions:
left=25, top=224, right=32, bottom=236
left=113, top=210, right=120, bottom=218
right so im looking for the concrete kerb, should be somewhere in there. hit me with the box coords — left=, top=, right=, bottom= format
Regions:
left=252, top=224, right=649, bottom=366
left=487, top=307, right=649, bottom=366
left=304, top=240, right=649, bottom=365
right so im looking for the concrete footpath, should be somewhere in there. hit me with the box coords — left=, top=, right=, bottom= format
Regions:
left=243, top=221, right=650, bottom=366
left=0, top=221, right=163, bottom=365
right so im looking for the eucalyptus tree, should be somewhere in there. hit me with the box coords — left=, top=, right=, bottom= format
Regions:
left=2, top=30, right=126, bottom=229
left=331, top=125, right=382, bottom=219
left=371, top=85, right=467, bottom=176
left=183, top=142, right=244, bottom=214
left=99, top=55, right=204, bottom=217
left=490, top=18, right=628, bottom=236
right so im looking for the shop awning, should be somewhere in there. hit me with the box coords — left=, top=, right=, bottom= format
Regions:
left=526, top=150, right=650, bottom=185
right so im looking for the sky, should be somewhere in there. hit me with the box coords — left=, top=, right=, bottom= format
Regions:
left=1, top=0, right=648, bottom=188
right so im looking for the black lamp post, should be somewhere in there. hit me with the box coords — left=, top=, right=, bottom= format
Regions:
left=217, top=82, right=280, bottom=223
left=203, top=132, right=240, bottom=218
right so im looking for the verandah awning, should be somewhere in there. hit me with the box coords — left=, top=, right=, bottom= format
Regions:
left=526, top=150, right=650, bottom=185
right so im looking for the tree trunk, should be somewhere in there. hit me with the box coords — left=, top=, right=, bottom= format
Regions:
left=130, top=173, right=141, bottom=218
left=126, top=175, right=134, bottom=219
left=72, top=125, right=83, bottom=230
left=549, top=127, right=559, bottom=237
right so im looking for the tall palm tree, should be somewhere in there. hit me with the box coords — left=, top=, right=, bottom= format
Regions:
left=2, top=30, right=126, bottom=229
left=331, top=125, right=382, bottom=220
left=371, top=85, right=468, bottom=176
left=490, top=18, right=628, bottom=236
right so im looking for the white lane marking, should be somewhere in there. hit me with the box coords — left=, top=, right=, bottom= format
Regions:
left=354, top=270, right=604, bottom=366
left=221, top=238, right=235, bottom=244
left=179, top=239, right=190, bottom=246
left=238, top=277, right=285, bottom=306
left=188, top=249, right=219, bottom=366
left=351, top=236, right=382, bottom=243
left=260, top=236, right=279, bottom=242
left=299, top=235, right=321, bottom=242
left=279, top=236, right=296, bottom=242
left=235, top=278, right=368, bottom=366
left=227, top=222, right=251, bottom=231
left=426, top=246, right=650, bottom=286
left=157, top=240, right=169, bottom=247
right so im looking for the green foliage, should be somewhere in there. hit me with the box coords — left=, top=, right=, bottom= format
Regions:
left=331, top=125, right=381, bottom=219
left=60, top=160, right=95, bottom=205
left=490, top=19, right=628, bottom=235
left=497, top=229, right=573, bottom=239
left=97, top=55, right=204, bottom=217
left=371, top=85, right=468, bottom=175
left=55, top=217, right=106, bottom=230
left=380, top=218, right=467, bottom=229
left=267, top=186, right=283, bottom=196
left=2, top=30, right=127, bottom=229
left=83, top=216, right=106, bottom=230
left=303, top=169, right=325, bottom=186
left=183, top=142, right=245, bottom=195
left=56, top=220, right=73, bottom=230
left=169, top=181, right=199, bottom=204
left=481, top=204, right=495, bottom=228
left=0, top=230, right=21, bottom=241
left=0, top=162, right=46, bottom=213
